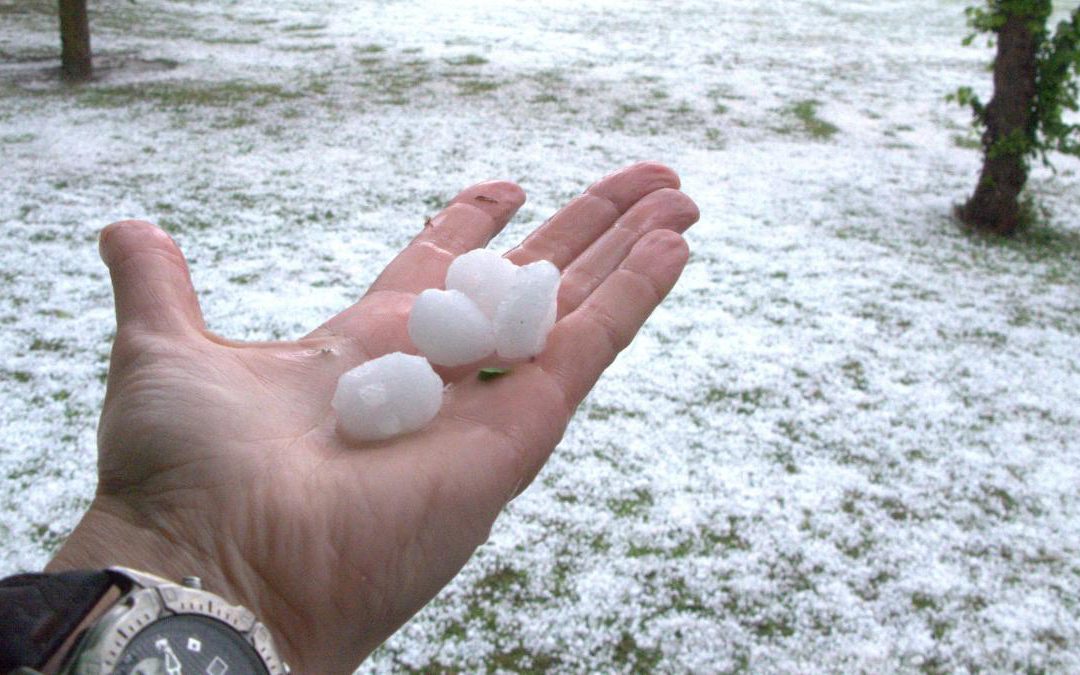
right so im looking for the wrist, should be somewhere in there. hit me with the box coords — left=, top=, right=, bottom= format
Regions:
left=46, top=497, right=226, bottom=595
left=44, top=498, right=299, bottom=669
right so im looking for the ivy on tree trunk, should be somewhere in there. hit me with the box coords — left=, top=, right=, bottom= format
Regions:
left=59, top=0, right=92, bottom=82
left=952, top=2, right=1080, bottom=237
left=959, top=12, right=1040, bottom=235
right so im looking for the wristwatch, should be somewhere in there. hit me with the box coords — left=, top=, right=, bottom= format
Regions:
left=0, top=567, right=289, bottom=674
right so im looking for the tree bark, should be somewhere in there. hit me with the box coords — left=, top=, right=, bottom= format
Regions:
left=59, top=0, right=92, bottom=82
left=959, top=12, right=1040, bottom=236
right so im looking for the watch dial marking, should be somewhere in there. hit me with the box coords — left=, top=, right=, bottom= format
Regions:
left=206, top=656, right=229, bottom=675
left=116, top=615, right=266, bottom=675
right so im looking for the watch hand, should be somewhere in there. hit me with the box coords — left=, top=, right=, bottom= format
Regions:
left=162, top=645, right=183, bottom=675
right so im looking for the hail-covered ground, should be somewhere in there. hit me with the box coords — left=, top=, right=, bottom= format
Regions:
left=2, top=0, right=1079, bottom=671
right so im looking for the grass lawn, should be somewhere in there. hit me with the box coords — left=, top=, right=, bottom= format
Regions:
left=1, top=0, right=1078, bottom=671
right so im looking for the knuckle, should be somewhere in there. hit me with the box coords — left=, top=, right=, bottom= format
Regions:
left=623, top=266, right=665, bottom=305
left=585, top=303, right=628, bottom=355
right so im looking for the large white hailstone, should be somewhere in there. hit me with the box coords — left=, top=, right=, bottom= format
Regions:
left=445, top=248, right=518, bottom=318
left=408, top=288, right=496, bottom=366
left=332, top=352, right=444, bottom=443
left=494, top=260, right=561, bottom=360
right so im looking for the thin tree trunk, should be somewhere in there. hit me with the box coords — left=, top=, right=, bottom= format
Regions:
left=959, top=12, right=1040, bottom=236
left=59, top=0, right=92, bottom=82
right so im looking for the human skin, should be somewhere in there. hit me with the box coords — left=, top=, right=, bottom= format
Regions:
left=45, top=162, right=700, bottom=673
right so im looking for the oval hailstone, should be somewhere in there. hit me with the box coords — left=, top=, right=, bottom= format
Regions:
left=408, top=288, right=496, bottom=366
left=445, top=248, right=518, bottom=318
left=494, top=260, right=560, bottom=360
left=332, top=352, right=443, bottom=443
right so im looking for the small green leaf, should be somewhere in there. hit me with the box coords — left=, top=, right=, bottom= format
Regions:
left=478, top=367, right=510, bottom=381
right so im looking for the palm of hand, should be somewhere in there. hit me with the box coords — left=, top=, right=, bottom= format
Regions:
left=95, top=299, right=546, bottom=670
left=49, top=163, right=698, bottom=673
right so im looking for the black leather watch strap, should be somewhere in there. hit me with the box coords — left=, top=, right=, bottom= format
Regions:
left=0, top=569, right=113, bottom=672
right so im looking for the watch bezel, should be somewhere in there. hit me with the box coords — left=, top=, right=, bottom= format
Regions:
left=59, top=567, right=289, bottom=675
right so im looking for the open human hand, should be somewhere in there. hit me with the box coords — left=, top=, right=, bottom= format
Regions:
left=45, top=162, right=700, bottom=673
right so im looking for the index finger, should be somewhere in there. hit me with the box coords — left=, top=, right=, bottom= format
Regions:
left=369, top=181, right=526, bottom=296
left=307, top=181, right=524, bottom=341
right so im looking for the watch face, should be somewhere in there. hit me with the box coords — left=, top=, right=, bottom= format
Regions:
left=115, top=614, right=268, bottom=675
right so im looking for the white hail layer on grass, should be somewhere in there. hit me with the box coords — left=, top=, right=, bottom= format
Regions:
left=1, top=0, right=1078, bottom=672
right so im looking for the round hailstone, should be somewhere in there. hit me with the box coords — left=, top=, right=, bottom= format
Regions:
left=494, top=260, right=561, bottom=360
left=445, top=248, right=518, bottom=318
left=408, top=288, right=496, bottom=366
left=332, top=352, right=444, bottom=443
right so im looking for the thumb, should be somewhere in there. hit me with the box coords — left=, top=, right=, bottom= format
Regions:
left=98, top=220, right=205, bottom=335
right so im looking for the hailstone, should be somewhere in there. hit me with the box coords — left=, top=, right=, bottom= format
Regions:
left=332, top=352, right=443, bottom=443
left=493, top=260, right=560, bottom=360
left=406, top=248, right=562, bottom=369
left=337, top=251, right=563, bottom=445
left=407, top=289, right=496, bottom=366
left=445, top=248, right=518, bottom=318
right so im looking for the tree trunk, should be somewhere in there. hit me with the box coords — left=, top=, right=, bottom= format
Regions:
left=59, top=0, right=92, bottom=82
left=959, top=12, right=1040, bottom=236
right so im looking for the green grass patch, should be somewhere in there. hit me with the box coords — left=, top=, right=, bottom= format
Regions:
left=446, top=53, right=489, bottom=66
left=77, top=80, right=303, bottom=110
left=608, top=487, right=654, bottom=518
left=228, top=273, right=260, bottom=285
left=278, top=44, right=335, bottom=53
left=281, top=22, right=327, bottom=33
left=705, top=386, right=769, bottom=415
left=0, top=2, right=54, bottom=18
left=783, top=99, right=839, bottom=140
left=753, top=616, right=797, bottom=639
left=705, top=518, right=750, bottom=551
left=210, top=113, right=254, bottom=129
left=841, top=359, right=870, bottom=392
left=667, top=101, right=694, bottom=115
left=432, top=564, right=561, bottom=668
left=911, top=591, right=938, bottom=611
left=613, top=632, right=663, bottom=671
left=627, top=537, right=695, bottom=560
left=201, top=36, right=262, bottom=45
left=159, top=215, right=214, bottom=233
left=953, top=133, right=982, bottom=150
left=665, top=577, right=712, bottom=616
left=587, top=404, right=643, bottom=421
left=7, top=370, right=32, bottom=383
left=29, top=337, right=66, bottom=352
left=456, top=79, right=500, bottom=95
left=29, top=523, right=65, bottom=555
left=355, top=57, right=435, bottom=104
left=959, top=200, right=1080, bottom=285
left=489, top=646, right=561, bottom=671
left=705, top=127, right=725, bottom=149
left=476, top=566, right=529, bottom=596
